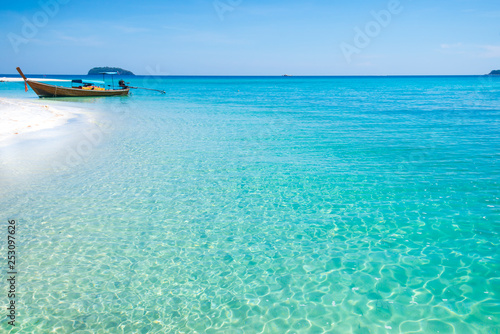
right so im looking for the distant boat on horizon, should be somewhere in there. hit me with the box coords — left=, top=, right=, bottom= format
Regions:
left=16, top=67, right=129, bottom=98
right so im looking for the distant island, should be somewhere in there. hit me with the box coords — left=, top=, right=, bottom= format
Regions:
left=488, top=70, right=500, bottom=75
left=88, top=67, right=134, bottom=75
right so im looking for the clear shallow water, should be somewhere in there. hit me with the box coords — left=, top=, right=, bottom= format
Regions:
left=1, top=76, right=499, bottom=333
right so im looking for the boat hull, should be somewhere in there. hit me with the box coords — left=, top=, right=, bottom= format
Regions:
left=27, top=80, right=129, bottom=97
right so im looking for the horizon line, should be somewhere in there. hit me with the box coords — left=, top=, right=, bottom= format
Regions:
left=1, top=73, right=497, bottom=77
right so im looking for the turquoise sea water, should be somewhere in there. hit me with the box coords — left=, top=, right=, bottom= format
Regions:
left=1, top=76, right=499, bottom=333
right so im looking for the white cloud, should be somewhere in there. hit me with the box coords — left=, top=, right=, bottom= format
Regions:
left=480, top=11, right=500, bottom=18
left=439, top=43, right=500, bottom=59
left=440, top=43, right=463, bottom=49
left=113, top=25, right=150, bottom=34
left=480, top=45, right=500, bottom=58
left=52, top=32, right=103, bottom=46
left=172, top=31, right=248, bottom=46
left=162, top=25, right=194, bottom=32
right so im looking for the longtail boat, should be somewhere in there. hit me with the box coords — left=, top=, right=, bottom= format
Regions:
left=16, top=67, right=129, bottom=98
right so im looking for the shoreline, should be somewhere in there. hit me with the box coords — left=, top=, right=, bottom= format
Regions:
left=0, top=95, right=110, bottom=200
left=0, top=97, right=79, bottom=147
left=0, top=78, right=71, bottom=82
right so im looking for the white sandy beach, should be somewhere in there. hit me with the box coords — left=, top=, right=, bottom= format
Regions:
left=0, top=96, right=109, bottom=196
left=0, top=97, right=77, bottom=146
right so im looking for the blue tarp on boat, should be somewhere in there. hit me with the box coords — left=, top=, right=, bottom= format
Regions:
left=72, top=79, right=105, bottom=85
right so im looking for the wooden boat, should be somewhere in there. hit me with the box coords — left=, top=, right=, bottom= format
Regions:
left=16, top=67, right=129, bottom=98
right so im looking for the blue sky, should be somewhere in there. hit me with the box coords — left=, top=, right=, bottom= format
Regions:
left=0, top=0, right=499, bottom=75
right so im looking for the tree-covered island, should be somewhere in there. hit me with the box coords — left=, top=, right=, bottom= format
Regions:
left=88, top=67, right=135, bottom=75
